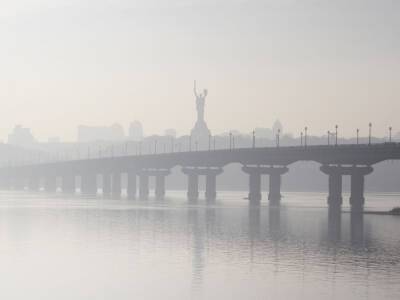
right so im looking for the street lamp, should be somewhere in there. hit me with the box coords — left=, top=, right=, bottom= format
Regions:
left=327, top=131, right=330, bottom=145
left=389, top=126, right=392, bottom=142
left=300, top=131, right=303, bottom=146
left=276, top=129, right=280, bottom=148
left=252, top=130, right=256, bottom=149
left=229, top=132, right=232, bottom=151
left=304, top=126, right=308, bottom=147
left=356, top=128, right=359, bottom=145
left=335, top=125, right=338, bottom=146
left=368, top=122, right=372, bottom=145
left=154, top=140, right=158, bottom=154
left=189, top=135, right=192, bottom=152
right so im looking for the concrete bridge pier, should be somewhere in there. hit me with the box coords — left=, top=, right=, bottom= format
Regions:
left=155, top=170, right=170, bottom=199
left=102, top=173, right=111, bottom=197
left=205, top=168, right=223, bottom=202
left=111, top=173, right=121, bottom=199
left=350, top=166, right=373, bottom=213
left=127, top=172, right=137, bottom=200
left=62, top=174, right=75, bottom=194
left=320, top=165, right=343, bottom=212
left=81, top=173, right=97, bottom=195
left=139, top=173, right=149, bottom=200
left=268, top=167, right=289, bottom=206
left=182, top=168, right=199, bottom=201
left=44, top=176, right=57, bottom=193
left=242, top=166, right=262, bottom=205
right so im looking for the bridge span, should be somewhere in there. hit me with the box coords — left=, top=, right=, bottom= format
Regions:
left=1, top=142, right=400, bottom=213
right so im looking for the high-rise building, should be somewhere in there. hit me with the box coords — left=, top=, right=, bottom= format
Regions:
left=128, top=121, right=144, bottom=141
left=8, top=125, right=36, bottom=147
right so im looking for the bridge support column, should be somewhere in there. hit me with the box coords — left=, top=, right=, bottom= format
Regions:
left=139, top=173, right=149, bottom=200
left=127, top=172, right=137, bottom=200
left=44, top=176, right=57, bottom=193
left=182, top=168, right=199, bottom=201
left=242, top=167, right=262, bottom=205
left=62, top=174, right=75, bottom=194
left=102, top=173, right=111, bottom=197
left=81, top=173, right=97, bottom=195
left=268, top=167, right=289, bottom=206
left=349, top=166, right=373, bottom=213
left=205, top=168, right=223, bottom=202
left=320, top=165, right=343, bottom=212
left=111, top=173, right=121, bottom=198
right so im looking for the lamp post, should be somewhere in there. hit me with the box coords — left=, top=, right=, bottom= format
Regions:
left=389, top=126, right=392, bottom=142
left=335, top=125, right=338, bottom=146
left=213, top=136, right=216, bottom=151
left=304, top=126, right=308, bottom=147
left=368, top=122, right=372, bottom=145
left=252, top=130, right=256, bottom=149
left=208, top=134, right=211, bottom=151
left=154, top=140, right=158, bottom=154
left=327, top=131, right=330, bottom=145
left=189, top=135, right=192, bottom=152
left=356, top=128, right=359, bottom=145
left=276, top=129, right=280, bottom=148
left=229, top=132, right=232, bottom=151
left=300, top=131, right=303, bottom=146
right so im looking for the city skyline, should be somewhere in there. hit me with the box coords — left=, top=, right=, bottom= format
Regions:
left=0, top=0, right=399, bottom=141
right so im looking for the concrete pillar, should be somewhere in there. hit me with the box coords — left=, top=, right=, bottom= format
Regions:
left=320, top=165, right=343, bottom=212
left=111, top=173, right=121, bottom=198
left=81, top=173, right=97, bottom=195
left=44, top=176, right=57, bottom=193
left=155, top=174, right=166, bottom=199
left=349, top=166, right=373, bottom=213
left=242, top=166, right=262, bottom=205
left=188, top=173, right=199, bottom=201
left=139, top=173, right=149, bottom=199
left=62, top=174, right=75, bottom=194
left=205, top=168, right=223, bottom=201
left=182, top=168, right=200, bottom=201
left=127, top=172, right=137, bottom=200
left=103, top=173, right=111, bottom=197
left=268, top=167, right=288, bottom=206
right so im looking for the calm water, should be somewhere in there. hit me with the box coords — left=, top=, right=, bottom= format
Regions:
left=0, top=191, right=399, bottom=300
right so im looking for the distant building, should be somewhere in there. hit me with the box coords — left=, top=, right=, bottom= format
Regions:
left=164, top=128, right=177, bottom=138
left=128, top=121, right=144, bottom=141
left=78, top=123, right=125, bottom=143
left=8, top=125, right=36, bottom=147
left=272, top=120, right=283, bottom=136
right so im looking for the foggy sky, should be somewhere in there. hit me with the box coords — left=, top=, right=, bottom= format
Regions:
left=0, top=0, right=399, bottom=142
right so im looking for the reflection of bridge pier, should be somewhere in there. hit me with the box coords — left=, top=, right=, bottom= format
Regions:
left=321, top=165, right=373, bottom=213
left=242, top=165, right=288, bottom=206
left=182, top=167, right=223, bottom=201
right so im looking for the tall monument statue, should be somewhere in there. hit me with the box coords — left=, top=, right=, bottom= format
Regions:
left=191, top=80, right=211, bottom=139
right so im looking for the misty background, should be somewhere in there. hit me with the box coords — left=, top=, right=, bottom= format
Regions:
left=0, top=0, right=399, bottom=141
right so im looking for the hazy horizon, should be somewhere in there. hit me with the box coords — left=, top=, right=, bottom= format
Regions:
left=1, top=0, right=399, bottom=141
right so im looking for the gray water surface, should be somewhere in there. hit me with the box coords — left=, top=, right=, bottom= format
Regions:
left=0, top=191, right=399, bottom=300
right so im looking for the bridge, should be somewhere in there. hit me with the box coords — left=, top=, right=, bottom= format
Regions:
left=1, top=142, right=399, bottom=213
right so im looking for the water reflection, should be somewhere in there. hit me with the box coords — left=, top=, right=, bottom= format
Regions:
left=0, top=192, right=400, bottom=300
